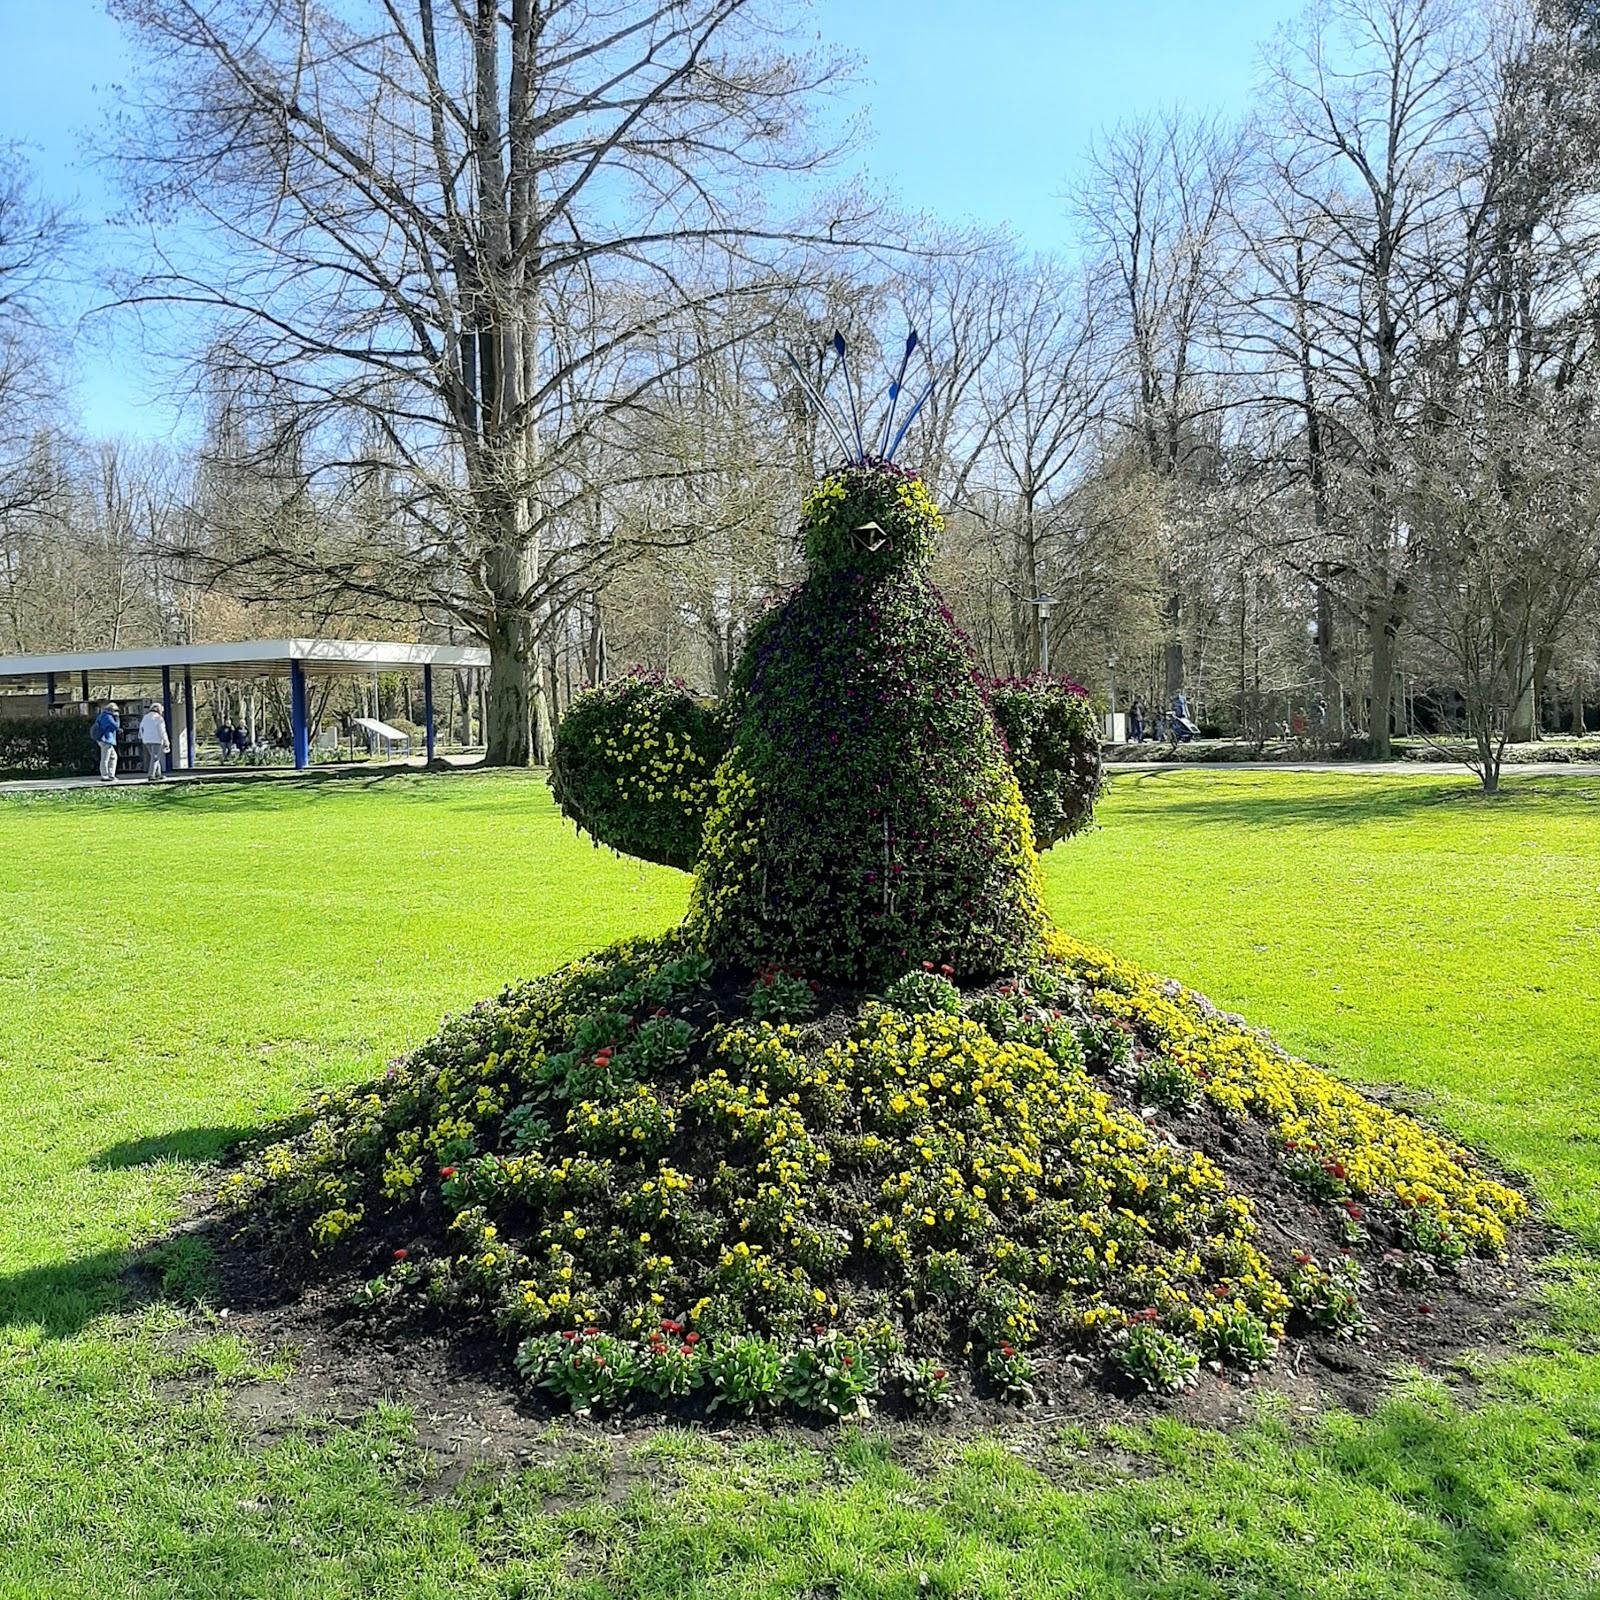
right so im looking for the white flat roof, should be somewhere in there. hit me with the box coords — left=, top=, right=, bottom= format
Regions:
left=0, top=638, right=489, bottom=686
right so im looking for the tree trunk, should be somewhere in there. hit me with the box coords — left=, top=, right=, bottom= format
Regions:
left=1162, top=584, right=1183, bottom=704
left=1315, top=565, right=1341, bottom=738
left=1506, top=636, right=1536, bottom=743
left=484, top=611, right=534, bottom=765
left=1367, top=604, right=1400, bottom=758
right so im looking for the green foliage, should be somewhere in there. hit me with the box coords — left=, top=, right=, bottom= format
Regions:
left=799, top=461, right=945, bottom=579
left=883, top=967, right=962, bottom=1015
left=1286, top=1252, right=1369, bottom=1334
left=987, top=676, right=1104, bottom=848
left=898, top=1354, right=955, bottom=1410
left=548, top=672, right=728, bottom=871
left=515, top=1328, right=640, bottom=1415
left=0, top=715, right=99, bottom=778
left=1197, top=1300, right=1276, bottom=1370
left=706, top=1334, right=784, bottom=1413
left=748, top=966, right=817, bottom=1023
left=1113, top=1321, right=1200, bottom=1393
left=981, top=1340, right=1037, bottom=1403
left=780, top=1329, right=882, bottom=1419
left=690, top=467, right=1047, bottom=982
left=1078, top=1017, right=1133, bottom=1074
left=1136, top=1053, right=1202, bottom=1113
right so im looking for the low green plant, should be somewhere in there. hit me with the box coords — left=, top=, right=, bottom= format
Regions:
left=1399, top=1203, right=1469, bottom=1265
left=1282, top=1139, right=1350, bottom=1200
left=1136, top=1053, right=1201, bottom=1113
left=898, top=1355, right=955, bottom=1411
left=636, top=1321, right=706, bottom=1400
left=1286, top=1252, right=1368, bottom=1334
left=781, top=1330, right=881, bottom=1419
left=1077, top=1017, right=1132, bottom=1074
left=629, top=1015, right=695, bottom=1072
left=706, top=1334, right=785, bottom=1414
left=1198, top=1300, right=1275, bottom=1370
left=1114, top=1320, right=1200, bottom=1393
left=515, top=1329, right=640, bottom=1414
left=965, top=991, right=1023, bottom=1041
left=884, top=967, right=962, bottom=1016
left=749, top=967, right=817, bottom=1023
left=982, top=1340, right=1037, bottom=1403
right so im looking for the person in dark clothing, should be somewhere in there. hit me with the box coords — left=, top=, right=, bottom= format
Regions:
left=1128, top=699, right=1144, bottom=743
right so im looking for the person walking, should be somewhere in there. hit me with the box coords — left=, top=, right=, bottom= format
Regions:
left=139, top=701, right=171, bottom=782
left=1128, top=698, right=1144, bottom=744
left=91, top=702, right=121, bottom=782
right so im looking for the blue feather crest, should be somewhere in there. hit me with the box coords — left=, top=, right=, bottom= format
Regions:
left=786, top=329, right=932, bottom=466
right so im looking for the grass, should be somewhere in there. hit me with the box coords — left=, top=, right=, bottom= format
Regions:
left=2, top=767, right=1599, bottom=1598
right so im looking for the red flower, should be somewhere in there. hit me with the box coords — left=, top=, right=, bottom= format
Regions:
left=1293, top=1250, right=1312, bottom=1266
left=841, top=1355, right=854, bottom=1368
left=439, top=1166, right=456, bottom=1179
left=932, top=1369, right=947, bottom=1381
left=921, top=961, right=935, bottom=972
left=1343, top=1200, right=1365, bottom=1220
left=812, top=1325, right=825, bottom=1337
left=392, top=1248, right=408, bottom=1261
left=685, top=1332, right=700, bottom=1345
left=593, top=1356, right=606, bottom=1368
left=939, top=964, right=954, bottom=978
left=584, top=1326, right=600, bottom=1336
left=1000, top=1343, right=1015, bottom=1358
left=561, top=1329, right=577, bottom=1341
left=1418, top=1302, right=1433, bottom=1316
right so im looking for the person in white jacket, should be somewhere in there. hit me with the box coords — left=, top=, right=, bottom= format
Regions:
left=139, top=702, right=170, bottom=782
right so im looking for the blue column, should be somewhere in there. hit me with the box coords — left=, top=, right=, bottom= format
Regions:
left=161, top=667, right=175, bottom=774
left=290, top=660, right=309, bottom=770
left=183, top=667, right=196, bottom=768
left=423, top=666, right=435, bottom=764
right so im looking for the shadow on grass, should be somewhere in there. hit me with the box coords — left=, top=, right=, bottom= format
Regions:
left=0, top=1233, right=221, bottom=1339
left=91, top=1126, right=255, bottom=1170
left=1105, top=769, right=1600, bottom=831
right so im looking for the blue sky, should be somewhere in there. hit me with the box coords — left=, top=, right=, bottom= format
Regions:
left=0, top=0, right=1299, bottom=440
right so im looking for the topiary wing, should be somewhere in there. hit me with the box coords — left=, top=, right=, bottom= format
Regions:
left=986, top=678, right=1105, bottom=850
left=549, top=675, right=731, bottom=872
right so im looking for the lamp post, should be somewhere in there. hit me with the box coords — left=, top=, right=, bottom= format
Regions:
left=1028, top=596, right=1055, bottom=676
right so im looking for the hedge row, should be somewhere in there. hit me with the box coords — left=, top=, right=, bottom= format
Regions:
left=0, top=716, right=100, bottom=778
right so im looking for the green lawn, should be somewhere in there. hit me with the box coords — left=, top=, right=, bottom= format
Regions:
left=2, top=768, right=1598, bottom=1599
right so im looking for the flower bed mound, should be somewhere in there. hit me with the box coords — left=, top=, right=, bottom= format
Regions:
left=223, top=930, right=1528, bottom=1420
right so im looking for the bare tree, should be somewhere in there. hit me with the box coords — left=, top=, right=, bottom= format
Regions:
left=108, top=0, right=866, bottom=762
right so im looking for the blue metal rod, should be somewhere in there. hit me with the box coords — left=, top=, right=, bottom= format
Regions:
left=423, top=665, right=435, bottom=764
left=161, top=667, right=175, bottom=774
left=290, top=660, right=310, bottom=770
